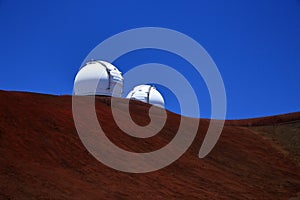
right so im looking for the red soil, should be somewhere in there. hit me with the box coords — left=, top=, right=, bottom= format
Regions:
left=0, top=90, right=299, bottom=199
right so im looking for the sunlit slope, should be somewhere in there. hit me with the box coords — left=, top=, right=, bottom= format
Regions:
left=0, top=90, right=299, bottom=199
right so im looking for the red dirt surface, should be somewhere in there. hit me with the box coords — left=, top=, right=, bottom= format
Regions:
left=0, top=90, right=299, bottom=199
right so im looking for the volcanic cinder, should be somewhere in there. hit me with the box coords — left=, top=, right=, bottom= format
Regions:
left=0, top=90, right=299, bottom=199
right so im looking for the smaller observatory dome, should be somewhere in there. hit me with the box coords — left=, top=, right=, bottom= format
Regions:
left=74, top=60, right=123, bottom=97
left=126, top=85, right=165, bottom=108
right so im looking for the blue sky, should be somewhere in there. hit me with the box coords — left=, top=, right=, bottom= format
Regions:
left=0, top=0, right=299, bottom=119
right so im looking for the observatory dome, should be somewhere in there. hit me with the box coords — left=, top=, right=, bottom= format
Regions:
left=74, top=60, right=123, bottom=97
left=126, top=85, right=165, bottom=108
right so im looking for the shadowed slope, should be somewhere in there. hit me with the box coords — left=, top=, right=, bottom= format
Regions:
left=0, top=90, right=299, bottom=199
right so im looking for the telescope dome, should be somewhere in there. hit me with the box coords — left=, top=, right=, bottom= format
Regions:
left=74, top=60, right=123, bottom=97
left=126, top=85, right=164, bottom=108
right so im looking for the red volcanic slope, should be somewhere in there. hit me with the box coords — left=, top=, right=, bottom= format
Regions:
left=0, top=90, right=299, bottom=199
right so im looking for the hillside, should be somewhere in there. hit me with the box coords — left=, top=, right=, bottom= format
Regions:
left=0, top=90, right=299, bottom=199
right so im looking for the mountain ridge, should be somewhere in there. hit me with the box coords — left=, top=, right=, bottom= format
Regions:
left=0, top=90, right=299, bottom=199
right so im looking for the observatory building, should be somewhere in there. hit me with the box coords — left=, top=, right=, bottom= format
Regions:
left=126, top=85, right=165, bottom=108
left=73, top=60, right=123, bottom=97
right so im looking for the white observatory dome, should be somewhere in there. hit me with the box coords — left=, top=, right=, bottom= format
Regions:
left=126, top=85, right=165, bottom=108
left=74, top=60, right=123, bottom=97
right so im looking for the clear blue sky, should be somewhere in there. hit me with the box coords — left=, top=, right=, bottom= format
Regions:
left=0, top=0, right=299, bottom=119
